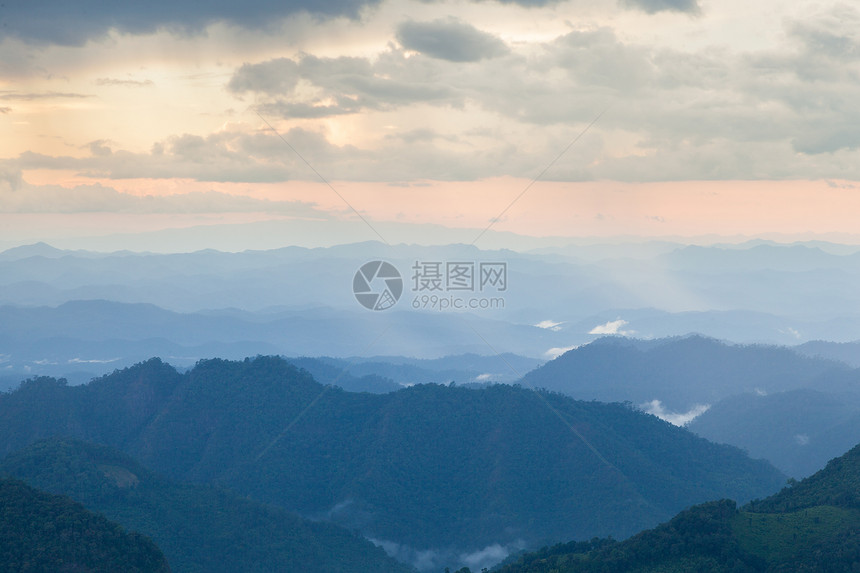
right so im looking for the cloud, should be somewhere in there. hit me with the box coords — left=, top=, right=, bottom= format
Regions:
left=0, top=0, right=383, bottom=46
left=589, top=319, right=635, bottom=336
left=369, top=538, right=518, bottom=572
left=213, top=7, right=860, bottom=181
left=229, top=51, right=458, bottom=119
left=0, top=91, right=93, bottom=101
left=791, top=128, right=860, bottom=155
left=491, top=0, right=557, bottom=6
left=8, top=119, right=518, bottom=182
left=641, top=399, right=710, bottom=426
left=87, top=140, right=113, bottom=157
left=385, top=129, right=459, bottom=145
left=396, top=18, right=509, bottom=62
left=778, top=327, right=802, bottom=339
left=95, top=78, right=154, bottom=87
left=256, top=100, right=362, bottom=119
left=10, top=127, right=359, bottom=182
left=228, top=58, right=301, bottom=96
left=2, top=0, right=700, bottom=48
left=786, top=4, right=860, bottom=65
left=0, top=167, right=24, bottom=192
left=8, top=2, right=860, bottom=186
left=794, top=433, right=810, bottom=446
left=0, top=175, right=330, bottom=217
left=534, top=319, right=563, bottom=331
left=459, top=543, right=510, bottom=570
left=620, top=0, right=701, bottom=14
left=545, top=345, right=578, bottom=359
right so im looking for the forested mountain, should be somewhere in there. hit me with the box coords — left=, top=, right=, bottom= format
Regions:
left=496, top=443, right=860, bottom=572
left=796, top=340, right=860, bottom=368
left=688, top=388, right=860, bottom=478
left=519, top=335, right=847, bottom=411
left=0, top=356, right=785, bottom=571
left=1, top=438, right=412, bottom=573
left=288, top=352, right=542, bottom=393
left=0, top=477, right=170, bottom=573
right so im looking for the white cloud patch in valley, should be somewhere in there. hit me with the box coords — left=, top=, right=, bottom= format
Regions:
left=534, top=319, right=563, bottom=331
left=369, top=537, right=520, bottom=572
left=544, top=345, right=578, bottom=359
left=589, top=319, right=634, bottom=336
left=459, top=543, right=511, bottom=570
left=641, top=399, right=710, bottom=426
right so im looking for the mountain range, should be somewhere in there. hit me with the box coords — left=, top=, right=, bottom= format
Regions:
left=0, top=356, right=786, bottom=571
left=2, top=240, right=860, bottom=375
left=523, top=335, right=860, bottom=479
left=520, top=335, right=847, bottom=411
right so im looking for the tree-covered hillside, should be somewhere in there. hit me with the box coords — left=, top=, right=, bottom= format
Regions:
left=0, top=477, right=171, bottom=573
left=0, top=356, right=786, bottom=569
left=1, top=438, right=412, bottom=573
left=496, top=444, right=860, bottom=572
left=519, top=335, right=845, bottom=409
left=688, top=388, right=860, bottom=478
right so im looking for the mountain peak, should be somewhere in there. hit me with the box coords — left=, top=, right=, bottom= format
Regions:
left=0, top=242, right=66, bottom=261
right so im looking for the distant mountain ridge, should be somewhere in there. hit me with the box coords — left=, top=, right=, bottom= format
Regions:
left=0, top=356, right=786, bottom=571
left=520, top=335, right=847, bottom=411
left=3, top=240, right=860, bottom=361
left=688, top=387, right=860, bottom=478
left=0, top=298, right=556, bottom=390
left=796, top=340, right=860, bottom=368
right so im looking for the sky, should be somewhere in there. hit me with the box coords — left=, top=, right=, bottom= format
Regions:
left=1, top=0, right=859, bottom=251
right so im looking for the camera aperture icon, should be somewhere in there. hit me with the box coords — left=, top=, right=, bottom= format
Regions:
left=353, top=261, right=403, bottom=311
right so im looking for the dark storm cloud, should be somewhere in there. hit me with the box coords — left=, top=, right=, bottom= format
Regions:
left=395, top=18, right=509, bottom=62
left=619, top=0, right=701, bottom=14
left=0, top=0, right=382, bottom=46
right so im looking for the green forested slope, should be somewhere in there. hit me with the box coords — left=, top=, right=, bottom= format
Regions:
left=0, top=477, right=171, bottom=573
left=0, top=356, right=786, bottom=559
left=497, top=445, right=860, bottom=572
left=1, top=438, right=413, bottom=573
